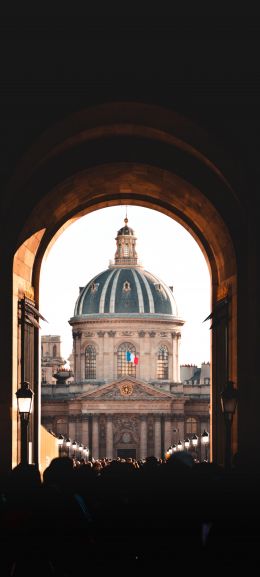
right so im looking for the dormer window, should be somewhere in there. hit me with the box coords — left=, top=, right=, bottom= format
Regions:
left=91, top=283, right=99, bottom=293
left=123, top=281, right=131, bottom=292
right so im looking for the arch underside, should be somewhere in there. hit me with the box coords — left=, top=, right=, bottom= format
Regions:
left=10, top=103, right=238, bottom=468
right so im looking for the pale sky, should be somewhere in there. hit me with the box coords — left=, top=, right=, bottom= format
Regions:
left=39, top=206, right=211, bottom=366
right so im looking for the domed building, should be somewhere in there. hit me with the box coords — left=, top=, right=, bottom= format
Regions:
left=41, top=218, right=210, bottom=461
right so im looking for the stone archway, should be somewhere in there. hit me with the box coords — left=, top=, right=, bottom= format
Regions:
left=1, top=102, right=241, bottom=472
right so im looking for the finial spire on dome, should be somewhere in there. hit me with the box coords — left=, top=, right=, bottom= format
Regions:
left=110, top=214, right=139, bottom=268
left=124, top=205, right=128, bottom=225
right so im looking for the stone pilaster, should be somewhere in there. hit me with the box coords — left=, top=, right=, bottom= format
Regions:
left=164, top=415, right=172, bottom=453
left=73, top=330, right=82, bottom=382
left=81, top=415, right=89, bottom=447
left=140, top=415, right=148, bottom=460
left=97, top=331, right=105, bottom=379
left=68, top=415, right=76, bottom=442
left=92, top=414, right=99, bottom=459
left=177, top=416, right=185, bottom=444
left=154, top=415, right=162, bottom=459
left=106, top=414, right=113, bottom=459
left=172, top=332, right=177, bottom=381
left=176, top=332, right=181, bottom=382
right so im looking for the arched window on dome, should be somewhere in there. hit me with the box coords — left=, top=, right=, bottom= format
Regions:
left=123, top=242, right=129, bottom=257
left=85, top=345, right=96, bottom=379
left=185, top=417, right=198, bottom=436
left=157, top=345, right=169, bottom=379
left=117, top=342, right=136, bottom=378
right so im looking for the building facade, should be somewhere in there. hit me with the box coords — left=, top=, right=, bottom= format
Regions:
left=41, top=219, right=210, bottom=460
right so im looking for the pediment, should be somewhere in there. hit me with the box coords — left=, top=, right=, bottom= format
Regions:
left=78, top=377, right=173, bottom=401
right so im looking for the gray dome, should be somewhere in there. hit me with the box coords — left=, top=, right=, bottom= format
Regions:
left=117, top=224, right=135, bottom=236
left=73, top=267, right=178, bottom=318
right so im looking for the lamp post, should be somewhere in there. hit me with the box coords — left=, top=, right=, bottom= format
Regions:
left=201, top=430, right=209, bottom=461
left=72, top=440, right=77, bottom=460
left=57, top=434, right=64, bottom=457
left=177, top=440, right=183, bottom=451
left=85, top=447, right=90, bottom=461
left=15, top=381, right=34, bottom=466
left=66, top=438, right=71, bottom=458
left=166, top=446, right=172, bottom=460
left=78, top=443, right=83, bottom=460
left=220, top=380, right=238, bottom=469
left=191, top=434, right=198, bottom=461
left=184, top=438, right=190, bottom=451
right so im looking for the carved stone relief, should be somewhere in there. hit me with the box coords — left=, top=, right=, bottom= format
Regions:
left=113, top=414, right=140, bottom=444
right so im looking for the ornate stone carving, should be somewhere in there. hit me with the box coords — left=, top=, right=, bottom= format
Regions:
left=94, top=383, right=161, bottom=400
left=108, top=331, right=116, bottom=337
left=138, top=330, right=146, bottom=337
left=97, top=331, right=105, bottom=337
left=73, top=330, right=82, bottom=339
left=160, top=332, right=168, bottom=337
left=119, top=382, right=133, bottom=396
left=149, top=331, right=156, bottom=337
left=84, top=332, right=94, bottom=337
left=113, top=414, right=140, bottom=444
left=122, top=432, right=131, bottom=443
left=122, top=331, right=133, bottom=336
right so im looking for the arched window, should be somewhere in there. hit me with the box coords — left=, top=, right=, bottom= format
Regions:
left=85, top=345, right=96, bottom=379
left=117, top=342, right=136, bottom=378
left=157, top=345, right=168, bottom=379
left=123, top=242, right=129, bottom=256
left=185, top=417, right=198, bottom=436
left=53, top=344, right=57, bottom=358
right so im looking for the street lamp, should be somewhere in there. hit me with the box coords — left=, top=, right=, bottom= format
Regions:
left=220, top=380, right=238, bottom=469
left=85, top=447, right=90, bottom=461
left=184, top=438, right=190, bottom=451
left=165, top=447, right=172, bottom=459
left=201, top=430, right=209, bottom=461
left=78, top=443, right=83, bottom=459
left=72, top=440, right=77, bottom=459
left=66, top=438, right=71, bottom=458
left=57, top=434, right=64, bottom=457
left=191, top=434, right=199, bottom=461
left=172, top=444, right=177, bottom=452
left=15, top=381, right=34, bottom=465
left=191, top=434, right=198, bottom=448
left=177, top=440, right=183, bottom=451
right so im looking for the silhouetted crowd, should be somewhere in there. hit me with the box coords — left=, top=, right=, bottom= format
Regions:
left=0, top=453, right=259, bottom=575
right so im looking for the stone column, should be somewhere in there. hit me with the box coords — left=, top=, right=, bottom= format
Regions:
left=140, top=415, right=148, bottom=460
left=106, top=414, right=113, bottom=459
left=81, top=415, right=89, bottom=447
left=177, top=416, right=185, bottom=447
left=80, top=352, right=85, bottom=381
left=75, top=416, right=82, bottom=441
left=73, top=331, right=82, bottom=382
left=176, top=333, right=181, bottom=382
left=92, top=414, right=99, bottom=459
left=164, top=415, right=172, bottom=454
left=68, top=415, right=76, bottom=442
left=172, top=332, right=177, bottom=381
left=103, top=331, right=116, bottom=380
left=154, top=414, right=162, bottom=459
left=97, top=331, right=105, bottom=380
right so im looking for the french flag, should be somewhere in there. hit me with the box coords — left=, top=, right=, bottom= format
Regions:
left=125, top=351, right=139, bottom=364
